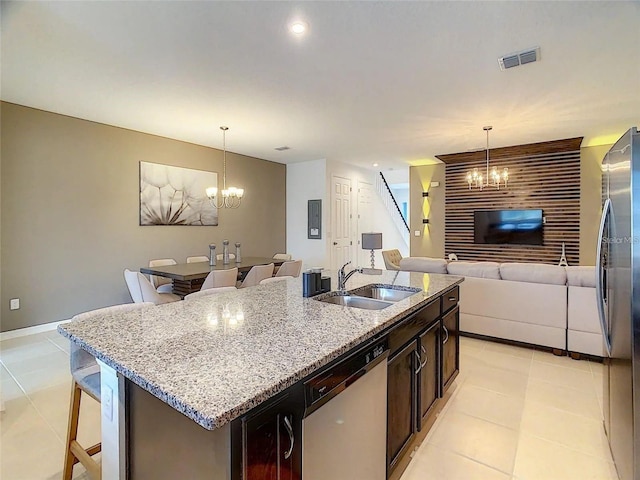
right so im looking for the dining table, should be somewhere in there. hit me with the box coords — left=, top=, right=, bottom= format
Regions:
left=140, top=257, right=286, bottom=297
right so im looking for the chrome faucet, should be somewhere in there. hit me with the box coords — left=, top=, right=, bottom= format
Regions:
left=338, top=261, right=363, bottom=292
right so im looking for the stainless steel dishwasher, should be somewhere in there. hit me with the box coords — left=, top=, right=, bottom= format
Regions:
left=302, top=338, right=389, bottom=480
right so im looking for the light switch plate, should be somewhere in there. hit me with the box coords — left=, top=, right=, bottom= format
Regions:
left=414, top=230, right=421, bottom=237
left=10, top=298, right=19, bottom=310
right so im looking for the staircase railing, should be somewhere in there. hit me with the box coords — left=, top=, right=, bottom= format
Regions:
left=376, top=172, right=410, bottom=241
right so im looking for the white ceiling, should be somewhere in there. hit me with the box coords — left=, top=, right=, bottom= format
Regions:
left=2, top=1, right=639, bottom=171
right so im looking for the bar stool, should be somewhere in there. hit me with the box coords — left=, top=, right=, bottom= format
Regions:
left=63, top=302, right=154, bottom=480
left=275, top=260, right=302, bottom=278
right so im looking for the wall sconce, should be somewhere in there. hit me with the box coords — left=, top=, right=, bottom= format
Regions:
left=422, top=191, right=429, bottom=197
left=422, top=219, right=429, bottom=224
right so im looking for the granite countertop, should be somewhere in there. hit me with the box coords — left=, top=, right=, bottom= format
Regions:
left=58, top=270, right=462, bottom=430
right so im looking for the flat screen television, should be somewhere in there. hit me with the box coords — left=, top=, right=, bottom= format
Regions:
left=474, top=209, right=543, bottom=245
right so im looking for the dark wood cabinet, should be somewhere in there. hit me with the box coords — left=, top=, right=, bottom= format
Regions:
left=418, top=321, right=440, bottom=431
left=387, top=289, right=460, bottom=479
left=387, top=339, right=418, bottom=472
left=441, top=306, right=460, bottom=392
left=236, top=388, right=303, bottom=480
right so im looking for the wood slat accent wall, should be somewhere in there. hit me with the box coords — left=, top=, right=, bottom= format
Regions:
left=441, top=139, right=582, bottom=264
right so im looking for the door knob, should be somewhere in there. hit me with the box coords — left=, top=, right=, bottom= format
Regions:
left=333, top=242, right=338, bottom=245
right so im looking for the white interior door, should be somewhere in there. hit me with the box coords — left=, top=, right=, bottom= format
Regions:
left=357, top=181, right=374, bottom=268
left=331, top=175, right=352, bottom=269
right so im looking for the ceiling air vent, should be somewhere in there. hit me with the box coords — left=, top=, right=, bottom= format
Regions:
left=274, top=146, right=291, bottom=151
left=498, top=46, right=540, bottom=71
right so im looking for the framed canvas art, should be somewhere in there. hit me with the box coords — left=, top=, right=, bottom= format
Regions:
left=140, top=161, right=218, bottom=226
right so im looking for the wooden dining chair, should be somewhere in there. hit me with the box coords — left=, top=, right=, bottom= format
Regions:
left=184, top=286, right=237, bottom=300
left=148, top=258, right=177, bottom=293
left=275, top=260, right=302, bottom=278
left=240, top=263, right=275, bottom=288
left=124, top=269, right=181, bottom=305
left=63, top=302, right=154, bottom=480
left=186, top=255, right=209, bottom=263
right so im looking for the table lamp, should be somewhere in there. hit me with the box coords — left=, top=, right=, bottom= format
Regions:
left=362, top=232, right=383, bottom=270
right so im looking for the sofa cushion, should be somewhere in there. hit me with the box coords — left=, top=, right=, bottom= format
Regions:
left=566, top=266, right=596, bottom=287
left=446, top=261, right=501, bottom=279
left=499, top=262, right=567, bottom=285
left=399, top=257, right=448, bottom=274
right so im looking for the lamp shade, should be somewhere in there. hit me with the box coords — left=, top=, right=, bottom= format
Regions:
left=362, top=232, right=383, bottom=250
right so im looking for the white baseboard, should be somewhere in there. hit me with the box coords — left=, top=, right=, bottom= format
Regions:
left=0, top=320, right=69, bottom=342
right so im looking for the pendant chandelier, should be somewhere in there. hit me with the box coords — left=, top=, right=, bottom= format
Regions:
left=466, top=126, right=509, bottom=190
left=206, top=126, right=244, bottom=209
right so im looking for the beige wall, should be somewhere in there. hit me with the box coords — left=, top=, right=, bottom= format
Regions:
left=408, top=144, right=608, bottom=264
left=409, top=164, right=445, bottom=258
left=580, top=144, right=609, bottom=265
left=1, top=102, right=286, bottom=332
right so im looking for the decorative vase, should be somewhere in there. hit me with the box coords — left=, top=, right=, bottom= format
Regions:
left=209, top=244, right=216, bottom=266
left=223, top=240, right=230, bottom=265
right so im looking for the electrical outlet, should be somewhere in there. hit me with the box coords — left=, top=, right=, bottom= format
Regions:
left=414, top=230, right=421, bottom=237
left=10, top=298, right=19, bottom=310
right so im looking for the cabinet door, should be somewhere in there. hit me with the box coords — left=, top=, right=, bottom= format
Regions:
left=387, top=339, right=418, bottom=473
left=441, top=306, right=460, bottom=393
left=418, top=321, right=440, bottom=431
left=243, top=399, right=301, bottom=480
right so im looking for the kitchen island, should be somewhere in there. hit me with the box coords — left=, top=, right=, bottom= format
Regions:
left=58, top=270, right=463, bottom=479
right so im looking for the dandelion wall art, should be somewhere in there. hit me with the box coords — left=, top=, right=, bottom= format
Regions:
left=140, top=161, right=218, bottom=226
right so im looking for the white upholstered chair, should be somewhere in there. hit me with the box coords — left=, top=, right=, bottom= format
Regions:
left=124, top=269, right=181, bottom=305
left=275, top=260, right=302, bottom=278
left=186, top=255, right=209, bottom=263
left=216, top=253, right=236, bottom=261
left=184, top=286, right=237, bottom=300
left=240, top=263, right=275, bottom=288
left=148, top=258, right=177, bottom=293
left=260, top=276, right=293, bottom=284
left=201, top=268, right=239, bottom=290
left=273, top=253, right=292, bottom=261
left=63, top=302, right=154, bottom=480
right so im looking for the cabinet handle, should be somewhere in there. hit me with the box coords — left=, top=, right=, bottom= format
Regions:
left=414, top=350, right=422, bottom=375
left=442, top=325, right=449, bottom=344
left=283, top=415, right=294, bottom=460
left=448, top=296, right=456, bottom=301
left=420, top=345, right=428, bottom=368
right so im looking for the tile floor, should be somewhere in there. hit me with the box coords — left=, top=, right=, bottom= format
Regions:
left=401, top=336, right=618, bottom=480
left=1, top=330, right=97, bottom=480
left=0, top=332, right=618, bottom=480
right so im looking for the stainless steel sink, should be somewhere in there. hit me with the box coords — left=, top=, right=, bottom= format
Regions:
left=316, top=295, right=393, bottom=310
left=349, top=286, right=420, bottom=302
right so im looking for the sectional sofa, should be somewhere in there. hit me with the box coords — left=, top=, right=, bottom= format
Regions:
left=382, top=251, right=602, bottom=357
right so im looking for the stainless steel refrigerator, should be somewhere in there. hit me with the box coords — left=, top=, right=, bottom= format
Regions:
left=597, top=127, right=640, bottom=480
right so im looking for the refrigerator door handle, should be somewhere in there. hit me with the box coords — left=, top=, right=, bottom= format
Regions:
left=596, top=198, right=612, bottom=356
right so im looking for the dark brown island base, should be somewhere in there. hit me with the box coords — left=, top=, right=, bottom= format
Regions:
left=59, top=271, right=462, bottom=479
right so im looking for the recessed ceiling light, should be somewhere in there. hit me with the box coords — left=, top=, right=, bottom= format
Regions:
left=290, top=21, right=308, bottom=35
left=373, top=163, right=379, bottom=167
